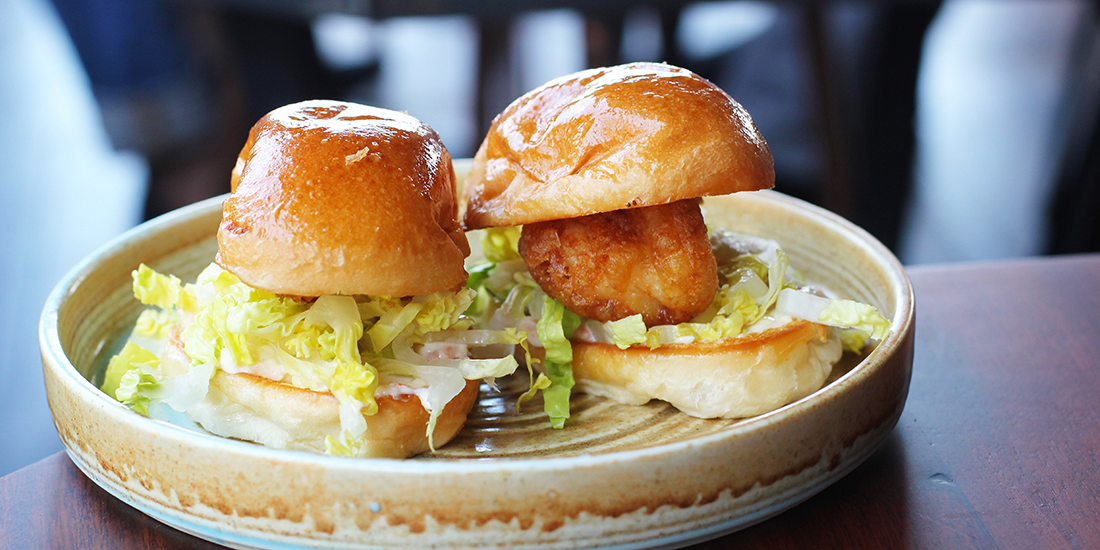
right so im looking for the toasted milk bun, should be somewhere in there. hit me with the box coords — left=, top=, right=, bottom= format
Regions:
left=571, top=320, right=842, bottom=419
left=186, top=372, right=480, bottom=459
left=463, top=62, right=774, bottom=229
left=218, top=100, right=470, bottom=298
left=157, top=325, right=478, bottom=458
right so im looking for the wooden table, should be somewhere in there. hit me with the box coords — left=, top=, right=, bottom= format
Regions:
left=4, top=254, right=1099, bottom=549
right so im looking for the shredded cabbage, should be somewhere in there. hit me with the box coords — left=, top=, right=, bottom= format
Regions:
left=534, top=296, right=580, bottom=428
left=577, top=315, right=647, bottom=350
left=103, top=342, right=159, bottom=406
left=133, top=309, right=176, bottom=340
left=774, top=288, right=891, bottom=350
left=516, top=372, right=552, bottom=412
left=107, top=341, right=217, bottom=415
left=104, top=262, right=518, bottom=456
left=819, top=299, right=891, bottom=341
left=482, top=226, right=522, bottom=263
left=132, top=264, right=185, bottom=310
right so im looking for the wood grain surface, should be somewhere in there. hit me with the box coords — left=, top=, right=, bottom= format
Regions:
left=4, top=254, right=1099, bottom=549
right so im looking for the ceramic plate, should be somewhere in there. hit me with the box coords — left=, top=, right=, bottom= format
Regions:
left=40, top=161, right=914, bottom=549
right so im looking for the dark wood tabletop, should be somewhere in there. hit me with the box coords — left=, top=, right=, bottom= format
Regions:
left=3, top=253, right=1099, bottom=549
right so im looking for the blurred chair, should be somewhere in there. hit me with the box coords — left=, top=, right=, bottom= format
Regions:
left=1047, top=5, right=1100, bottom=255
left=900, top=0, right=1096, bottom=263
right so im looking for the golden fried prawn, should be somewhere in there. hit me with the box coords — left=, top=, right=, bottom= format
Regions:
left=519, top=199, right=718, bottom=325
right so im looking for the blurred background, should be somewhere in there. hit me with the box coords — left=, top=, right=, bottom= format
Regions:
left=2, top=0, right=1098, bottom=476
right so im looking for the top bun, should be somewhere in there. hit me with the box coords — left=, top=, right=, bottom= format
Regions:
left=217, top=100, right=470, bottom=297
left=463, top=62, right=775, bottom=229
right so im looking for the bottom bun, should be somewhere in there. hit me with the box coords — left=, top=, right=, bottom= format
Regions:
left=187, top=371, right=480, bottom=458
left=571, top=320, right=842, bottom=419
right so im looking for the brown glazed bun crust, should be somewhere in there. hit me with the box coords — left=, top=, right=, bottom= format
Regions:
left=463, top=62, right=775, bottom=229
left=218, top=100, right=470, bottom=297
left=570, top=320, right=842, bottom=419
left=187, top=371, right=480, bottom=459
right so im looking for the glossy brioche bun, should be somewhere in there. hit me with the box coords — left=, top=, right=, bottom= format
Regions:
left=217, top=100, right=470, bottom=298
left=463, top=62, right=775, bottom=229
left=571, top=320, right=842, bottom=419
left=186, top=371, right=480, bottom=459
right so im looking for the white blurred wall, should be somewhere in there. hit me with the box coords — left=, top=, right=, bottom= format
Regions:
left=0, top=0, right=146, bottom=476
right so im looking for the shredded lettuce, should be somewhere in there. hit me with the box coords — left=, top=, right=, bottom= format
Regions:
left=108, top=341, right=216, bottom=415
left=754, top=248, right=790, bottom=323
left=413, top=290, right=476, bottom=334
left=516, top=372, right=552, bottom=412
left=106, top=261, right=517, bottom=457
left=411, top=365, right=468, bottom=450
left=133, top=309, right=176, bottom=340
left=578, top=315, right=647, bottom=350
left=774, top=288, right=891, bottom=349
left=132, top=264, right=185, bottom=310
left=103, top=342, right=159, bottom=405
left=325, top=431, right=362, bottom=457
left=819, top=299, right=891, bottom=341
left=482, top=226, right=522, bottom=263
left=535, top=296, right=579, bottom=428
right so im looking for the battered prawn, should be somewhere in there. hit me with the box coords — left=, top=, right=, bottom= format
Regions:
left=518, top=199, right=718, bottom=326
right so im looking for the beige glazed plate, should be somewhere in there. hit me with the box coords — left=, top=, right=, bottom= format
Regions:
left=40, top=161, right=914, bottom=549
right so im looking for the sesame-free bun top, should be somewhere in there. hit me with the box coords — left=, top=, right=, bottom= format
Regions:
left=463, top=62, right=775, bottom=229
left=217, top=100, right=471, bottom=297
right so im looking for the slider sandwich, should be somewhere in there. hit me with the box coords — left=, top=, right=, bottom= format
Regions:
left=102, top=100, right=522, bottom=458
left=462, top=63, right=889, bottom=427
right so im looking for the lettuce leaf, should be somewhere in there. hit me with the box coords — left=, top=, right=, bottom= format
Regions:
left=536, top=296, right=578, bottom=364
left=839, top=329, right=872, bottom=353
left=605, top=314, right=646, bottom=349
left=774, top=287, right=891, bottom=346
left=102, top=342, right=160, bottom=404
left=819, top=299, right=891, bottom=341
left=325, top=430, right=362, bottom=457
left=540, top=360, right=574, bottom=429
left=413, top=289, right=476, bottom=335
left=133, top=309, right=176, bottom=340
left=482, top=226, right=522, bottom=263
left=107, top=341, right=216, bottom=415
left=466, top=262, right=495, bottom=291
left=308, top=295, right=377, bottom=422
left=366, top=300, right=423, bottom=352
left=409, top=365, right=467, bottom=450
left=535, top=296, right=579, bottom=428
left=516, top=372, right=552, bottom=412
left=132, top=264, right=185, bottom=310
left=754, top=248, right=790, bottom=323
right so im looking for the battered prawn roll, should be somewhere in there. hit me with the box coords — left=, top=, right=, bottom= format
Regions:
left=101, top=101, right=523, bottom=458
left=462, top=63, right=890, bottom=425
